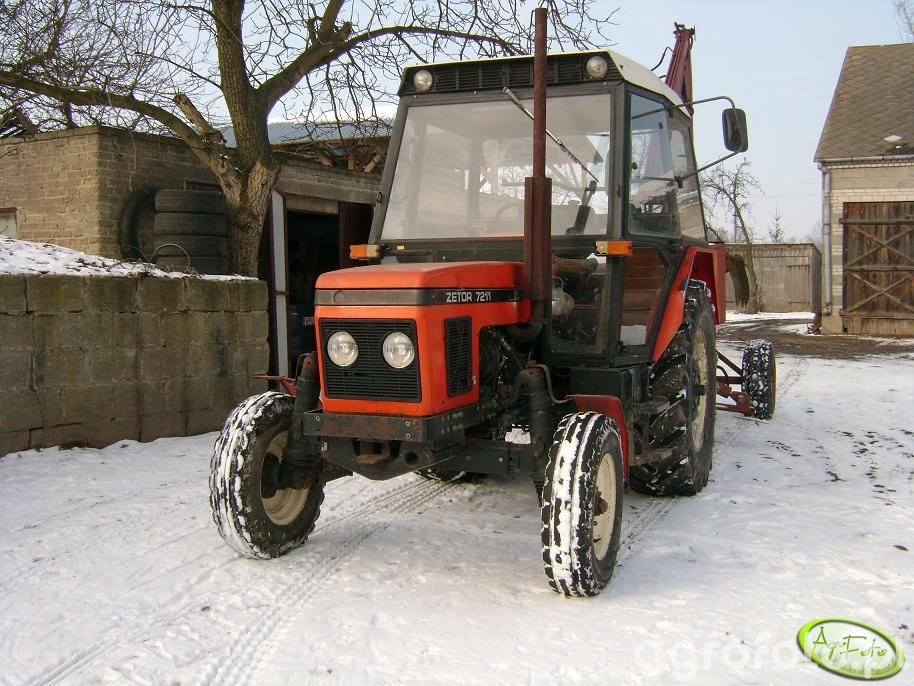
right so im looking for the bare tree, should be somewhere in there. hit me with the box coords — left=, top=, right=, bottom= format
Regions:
left=767, top=207, right=784, bottom=243
left=702, top=159, right=761, bottom=313
left=0, top=0, right=614, bottom=275
left=895, top=0, right=914, bottom=41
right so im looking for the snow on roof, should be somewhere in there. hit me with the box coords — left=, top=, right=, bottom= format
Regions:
left=0, top=236, right=250, bottom=280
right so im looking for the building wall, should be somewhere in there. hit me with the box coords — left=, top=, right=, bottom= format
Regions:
left=0, top=274, right=269, bottom=457
left=725, top=243, right=822, bottom=312
left=0, top=126, right=380, bottom=260
left=0, top=127, right=218, bottom=258
left=821, top=159, right=914, bottom=333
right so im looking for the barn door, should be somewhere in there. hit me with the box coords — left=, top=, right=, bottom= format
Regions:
left=842, top=201, right=914, bottom=335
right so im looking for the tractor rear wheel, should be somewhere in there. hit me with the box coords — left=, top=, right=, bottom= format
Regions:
left=630, top=281, right=716, bottom=496
left=210, top=391, right=324, bottom=558
left=541, top=412, right=624, bottom=597
left=742, top=339, right=776, bottom=419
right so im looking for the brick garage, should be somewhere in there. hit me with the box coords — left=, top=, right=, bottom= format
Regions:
left=0, top=125, right=378, bottom=260
left=0, top=273, right=269, bottom=456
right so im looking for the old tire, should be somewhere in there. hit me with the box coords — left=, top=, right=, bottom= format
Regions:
left=154, top=212, right=227, bottom=237
left=154, top=235, right=227, bottom=256
left=155, top=189, right=227, bottom=215
left=210, top=391, right=324, bottom=559
left=630, top=281, right=716, bottom=496
left=743, top=339, right=776, bottom=419
left=541, top=412, right=624, bottom=597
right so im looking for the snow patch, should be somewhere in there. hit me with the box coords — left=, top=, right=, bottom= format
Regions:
left=0, top=235, right=251, bottom=280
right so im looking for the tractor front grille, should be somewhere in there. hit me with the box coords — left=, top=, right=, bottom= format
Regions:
left=320, top=319, right=421, bottom=402
left=445, top=317, right=472, bottom=396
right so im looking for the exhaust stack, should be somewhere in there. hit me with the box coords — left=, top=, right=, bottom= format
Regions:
left=523, top=7, right=552, bottom=323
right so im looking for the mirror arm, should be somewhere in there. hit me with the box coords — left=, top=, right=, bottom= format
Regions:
left=675, top=149, right=741, bottom=185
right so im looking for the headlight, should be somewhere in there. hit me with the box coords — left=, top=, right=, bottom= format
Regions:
left=382, top=331, right=416, bottom=369
left=413, top=69, right=433, bottom=92
left=327, top=331, right=358, bottom=367
left=586, top=55, right=608, bottom=79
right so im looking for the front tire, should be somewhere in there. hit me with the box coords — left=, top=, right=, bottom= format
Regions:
left=210, top=391, right=324, bottom=559
left=541, top=412, right=624, bottom=597
left=742, top=339, right=776, bottom=419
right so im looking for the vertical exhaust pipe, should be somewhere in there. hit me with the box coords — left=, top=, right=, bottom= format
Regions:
left=524, top=7, right=552, bottom=323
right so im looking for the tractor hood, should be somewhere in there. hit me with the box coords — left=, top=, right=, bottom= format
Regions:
left=315, top=261, right=524, bottom=291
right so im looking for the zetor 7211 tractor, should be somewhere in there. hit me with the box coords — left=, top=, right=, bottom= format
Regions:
left=210, top=15, right=776, bottom=597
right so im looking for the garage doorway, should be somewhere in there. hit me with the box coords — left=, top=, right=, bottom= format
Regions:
left=263, top=193, right=373, bottom=376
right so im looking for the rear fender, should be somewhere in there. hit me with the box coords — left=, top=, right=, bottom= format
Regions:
left=570, top=395, right=629, bottom=480
left=651, top=244, right=726, bottom=361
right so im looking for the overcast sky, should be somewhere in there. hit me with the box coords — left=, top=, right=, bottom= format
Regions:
left=601, top=0, right=907, bottom=241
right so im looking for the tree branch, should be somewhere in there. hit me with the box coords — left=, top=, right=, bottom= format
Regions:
left=0, top=70, right=201, bottom=147
left=260, top=24, right=519, bottom=110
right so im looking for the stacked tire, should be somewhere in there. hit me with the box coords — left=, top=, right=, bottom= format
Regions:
left=153, top=189, right=229, bottom=274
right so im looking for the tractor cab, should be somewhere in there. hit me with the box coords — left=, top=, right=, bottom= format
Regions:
left=366, top=50, right=723, bottom=367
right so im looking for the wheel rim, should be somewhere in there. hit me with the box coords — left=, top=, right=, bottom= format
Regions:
left=259, top=430, right=310, bottom=526
left=690, top=328, right=710, bottom=452
left=592, top=451, right=617, bottom=560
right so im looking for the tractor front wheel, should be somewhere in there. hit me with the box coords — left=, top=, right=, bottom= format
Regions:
left=210, top=391, right=324, bottom=559
left=541, top=412, right=624, bottom=597
left=743, top=339, right=776, bottom=419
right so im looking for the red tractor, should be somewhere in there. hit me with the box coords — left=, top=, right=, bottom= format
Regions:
left=210, top=13, right=776, bottom=596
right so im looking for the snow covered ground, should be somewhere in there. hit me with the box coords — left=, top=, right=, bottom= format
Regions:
left=1, top=322, right=912, bottom=685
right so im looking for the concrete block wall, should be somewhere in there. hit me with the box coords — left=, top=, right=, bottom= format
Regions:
left=821, top=160, right=914, bottom=333
left=0, top=274, right=269, bottom=456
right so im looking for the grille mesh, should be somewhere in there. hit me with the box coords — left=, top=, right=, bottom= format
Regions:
left=445, top=317, right=472, bottom=396
left=321, top=319, right=420, bottom=402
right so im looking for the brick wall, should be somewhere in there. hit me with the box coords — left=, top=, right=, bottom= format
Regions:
left=0, top=127, right=218, bottom=259
left=1, top=126, right=380, bottom=262
left=821, top=159, right=914, bottom=333
left=0, top=274, right=269, bottom=456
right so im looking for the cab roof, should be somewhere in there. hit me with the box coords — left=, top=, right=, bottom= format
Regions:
left=399, top=49, right=683, bottom=108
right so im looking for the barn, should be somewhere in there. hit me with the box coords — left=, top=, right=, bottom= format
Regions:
left=815, top=43, right=914, bottom=336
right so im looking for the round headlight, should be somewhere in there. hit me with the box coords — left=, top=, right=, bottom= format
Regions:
left=413, top=69, right=434, bottom=92
left=327, top=331, right=358, bottom=367
left=586, top=55, right=609, bottom=79
left=382, top=331, right=416, bottom=369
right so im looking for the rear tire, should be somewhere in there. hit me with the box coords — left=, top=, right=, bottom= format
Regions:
left=630, top=281, right=716, bottom=496
left=541, top=412, right=624, bottom=597
left=210, top=392, right=324, bottom=559
left=742, top=339, right=776, bottom=419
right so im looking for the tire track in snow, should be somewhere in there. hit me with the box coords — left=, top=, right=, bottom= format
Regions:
left=199, top=478, right=455, bottom=686
left=617, top=497, right=675, bottom=564
left=18, top=478, right=446, bottom=686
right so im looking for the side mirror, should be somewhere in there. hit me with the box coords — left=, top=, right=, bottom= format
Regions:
left=723, top=108, right=749, bottom=152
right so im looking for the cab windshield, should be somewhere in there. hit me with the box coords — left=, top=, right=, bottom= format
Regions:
left=381, top=93, right=613, bottom=241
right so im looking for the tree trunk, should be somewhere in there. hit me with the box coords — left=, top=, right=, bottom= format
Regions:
left=222, top=156, right=281, bottom=276
left=741, top=243, right=760, bottom=314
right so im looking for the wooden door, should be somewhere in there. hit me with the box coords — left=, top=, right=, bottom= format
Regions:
left=842, top=201, right=914, bottom=335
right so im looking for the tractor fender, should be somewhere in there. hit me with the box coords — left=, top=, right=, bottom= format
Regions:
left=651, top=244, right=727, bottom=362
left=569, top=394, right=629, bottom=480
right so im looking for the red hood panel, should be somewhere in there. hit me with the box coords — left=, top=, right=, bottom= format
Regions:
left=316, top=261, right=524, bottom=290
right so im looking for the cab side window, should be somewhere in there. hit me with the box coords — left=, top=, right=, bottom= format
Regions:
left=669, top=114, right=706, bottom=240
left=627, top=94, right=679, bottom=237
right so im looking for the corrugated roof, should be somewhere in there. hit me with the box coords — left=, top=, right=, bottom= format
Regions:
left=816, top=43, right=914, bottom=160
left=220, top=119, right=392, bottom=147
